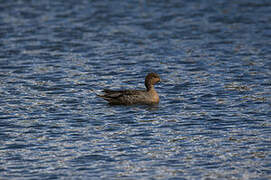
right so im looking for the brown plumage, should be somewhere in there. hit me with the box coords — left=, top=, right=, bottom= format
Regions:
left=98, top=72, right=161, bottom=105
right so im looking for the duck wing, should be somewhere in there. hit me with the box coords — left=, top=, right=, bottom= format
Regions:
left=101, top=89, right=142, bottom=98
left=98, top=89, right=145, bottom=105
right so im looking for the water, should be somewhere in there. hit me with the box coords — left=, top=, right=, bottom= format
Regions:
left=0, top=0, right=271, bottom=179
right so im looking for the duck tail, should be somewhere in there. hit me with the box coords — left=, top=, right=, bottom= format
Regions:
left=90, top=88, right=102, bottom=97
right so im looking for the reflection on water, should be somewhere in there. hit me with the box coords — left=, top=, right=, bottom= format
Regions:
left=0, top=0, right=271, bottom=179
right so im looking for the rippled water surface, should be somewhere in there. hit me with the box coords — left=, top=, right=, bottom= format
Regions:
left=1, top=0, right=271, bottom=179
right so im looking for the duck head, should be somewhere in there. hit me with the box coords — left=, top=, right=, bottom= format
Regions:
left=145, top=72, right=161, bottom=91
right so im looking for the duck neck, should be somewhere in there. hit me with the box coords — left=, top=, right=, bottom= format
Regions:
left=146, top=83, right=154, bottom=92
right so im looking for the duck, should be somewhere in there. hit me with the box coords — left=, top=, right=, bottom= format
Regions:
left=97, top=72, right=161, bottom=105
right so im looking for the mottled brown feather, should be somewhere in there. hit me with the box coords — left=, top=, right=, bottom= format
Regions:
left=97, top=73, right=160, bottom=105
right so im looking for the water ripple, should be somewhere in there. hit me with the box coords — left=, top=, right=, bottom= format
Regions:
left=0, top=0, right=271, bottom=179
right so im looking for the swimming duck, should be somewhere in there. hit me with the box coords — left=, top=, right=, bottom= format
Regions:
left=98, top=72, right=161, bottom=105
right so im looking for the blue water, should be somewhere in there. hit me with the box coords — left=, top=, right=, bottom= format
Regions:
left=0, top=0, right=271, bottom=179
